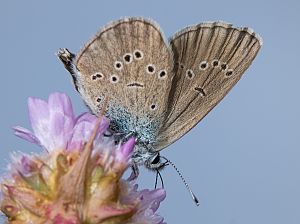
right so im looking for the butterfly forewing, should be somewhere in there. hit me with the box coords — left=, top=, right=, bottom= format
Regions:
left=75, top=18, right=174, bottom=143
left=154, top=22, right=262, bottom=150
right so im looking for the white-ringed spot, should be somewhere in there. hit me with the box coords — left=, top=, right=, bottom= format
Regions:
left=199, top=61, right=208, bottom=70
left=114, top=61, right=123, bottom=70
left=133, top=49, right=144, bottom=60
left=146, top=64, right=156, bottom=74
left=158, top=69, right=167, bottom=79
left=186, top=69, right=195, bottom=79
left=110, top=74, right=119, bottom=84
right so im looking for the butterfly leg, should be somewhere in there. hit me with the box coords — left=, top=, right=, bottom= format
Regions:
left=131, top=163, right=140, bottom=179
left=127, top=162, right=139, bottom=181
left=154, top=170, right=160, bottom=189
left=154, top=170, right=164, bottom=189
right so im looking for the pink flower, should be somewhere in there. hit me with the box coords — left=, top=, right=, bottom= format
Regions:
left=1, top=92, right=166, bottom=224
left=13, top=92, right=109, bottom=152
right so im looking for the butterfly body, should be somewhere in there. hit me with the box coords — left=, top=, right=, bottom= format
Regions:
left=107, top=102, right=160, bottom=166
left=58, top=17, right=262, bottom=171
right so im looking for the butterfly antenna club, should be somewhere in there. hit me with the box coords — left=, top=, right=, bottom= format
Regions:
left=162, top=156, right=200, bottom=206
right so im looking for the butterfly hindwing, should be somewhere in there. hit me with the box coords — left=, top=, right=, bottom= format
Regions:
left=154, top=22, right=262, bottom=150
left=75, top=18, right=174, bottom=143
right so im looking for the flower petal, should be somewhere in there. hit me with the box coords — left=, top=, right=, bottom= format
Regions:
left=48, top=93, right=75, bottom=149
left=139, top=188, right=166, bottom=212
left=68, top=113, right=109, bottom=151
left=48, top=92, right=75, bottom=119
left=12, top=126, right=40, bottom=145
left=125, top=185, right=166, bottom=224
left=20, top=155, right=38, bottom=175
left=121, top=137, right=135, bottom=159
left=87, top=204, right=135, bottom=223
left=115, top=137, right=136, bottom=164
left=2, top=92, right=167, bottom=223
left=28, top=97, right=49, bottom=137
left=28, top=93, right=75, bottom=151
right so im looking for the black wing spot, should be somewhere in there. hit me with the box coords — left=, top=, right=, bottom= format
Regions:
left=127, top=82, right=144, bottom=88
left=194, top=87, right=206, bottom=96
left=91, top=72, right=103, bottom=81
left=146, top=64, right=155, bottom=74
left=158, top=70, right=167, bottom=79
left=150, top=104, right=157, bottom=111
left=186, top=69, right=195, bottom=79
left=225, top=69, right=233, bottom=77
left=110, top=75, right=119, bottom=83
left=96, top=95, right=105, bottom=104
left=176, top=62, right=184, bottom=69
left=123, top=53, right=133, bottom=63
left=134, top=50, right=143, bottom=60
left=199, top=61, right=208, bottom=70
left=221, top=63, right=228, bottom=70
left=114, top=61, right=123, bottom=70
left=212, top=60, right=220, bottom=67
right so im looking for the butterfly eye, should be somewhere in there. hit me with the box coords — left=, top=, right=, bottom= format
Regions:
left=151, top=154, right=160, bottom=164
left=146, top=64, right=155, bottom=74
left=212, top=60, right=220, bottom=67
left=199, top=61, right=208, bottom=70
left=186, top=69, right=195, bottom=79
left=133, top=50, right=143, bottom=60
left=123, top=53, right=133, bottom=64
left=114, top=61, right=123, bottom=70
left=225, top=69, right=234, bottom=77
left=96, top=97, right=101, bottom=103
left=150, top=104, right=157, bottom=111
left=110, top=75, right=119, bottom=83
left=158, top=70, right=167, bottom=79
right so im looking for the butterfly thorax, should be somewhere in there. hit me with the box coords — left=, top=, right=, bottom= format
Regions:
left=131, top=143, right=157, bottom=166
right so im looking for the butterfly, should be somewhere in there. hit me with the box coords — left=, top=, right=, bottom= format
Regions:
left=58, top=17, right=262, bottom=176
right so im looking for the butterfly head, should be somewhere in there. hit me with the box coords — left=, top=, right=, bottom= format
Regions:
left=144, top=153, right=167, bottom=171
left=129, top=141, right=165, bottom=171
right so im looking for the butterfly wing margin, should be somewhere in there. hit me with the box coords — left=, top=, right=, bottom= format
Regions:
left=154, top=22, right=262, bottom=151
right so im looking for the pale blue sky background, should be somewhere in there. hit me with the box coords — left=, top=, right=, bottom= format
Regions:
left=0, top=1, right=299, bottom=223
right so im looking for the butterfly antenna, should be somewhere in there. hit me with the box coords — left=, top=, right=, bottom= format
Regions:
left=161, top=156, right=200, bottom=206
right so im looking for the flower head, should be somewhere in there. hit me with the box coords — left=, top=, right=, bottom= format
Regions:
left=1, top=92, right=166, bottom=224
left=13, top=92, right=109, bottom=152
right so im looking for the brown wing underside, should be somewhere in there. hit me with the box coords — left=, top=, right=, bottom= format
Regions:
left=75, top=18, right=174, bottom=128
left=154, top=22, right=262, bottom=151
